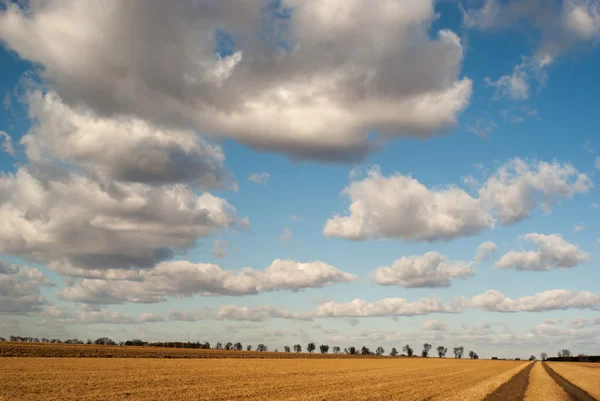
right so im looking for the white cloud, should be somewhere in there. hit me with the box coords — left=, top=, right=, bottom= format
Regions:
left=212, top=240, right=229, bottom=259
left=37, top=306, right=150, bottom=325
left=325, top=159, right=591, bottom=241
left=0, top=260, right=53, bottom=315
left=374, top=252, right=474, bottom=288
left=466, top=118, right=498, bottom=138
left=22, top=92, right=234, bottom=189
left=0, top=167, right=242, bottom=276
left=0, top=0, right=471, bottom=161
left=564, top=1, right=600, bottom=40
left=595, top=156, right=600, bottom=169
left=474, top=241, right=498, bottom=262
left=314, top=296, right=459, bottom=318
left=0, top=131, right=15, bottom=156
left=466, top=289, right=600, bottom=312
left=495, top=233, right=589, bottom=271
left=574, top=223, right=585, bottom=232
left=57, top=259, right=356, bottom=304
left=166, top=305, right=312, bottom=322
left=137, top=312, right=164, bottom=323
left=280, top=227, right=292, bottom=242
left=485, top=59, right=532, bottom=100
left=289, top=215, right=303, bottom=222
left=248, top=172, right=270, bottom=184
left=423, top=320, right=449, bottom=331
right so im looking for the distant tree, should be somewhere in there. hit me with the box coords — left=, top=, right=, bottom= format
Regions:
left=376, top=346, right=385, bottom=356
left=422, top=343, right=432, bottom=357
left=294, top=344, right=302, bottom=353
left=348, top=346, right=357, bottom=355
left=257, top=344, right=267, bottom=352
left=234, top=342, right=242, bottom=351
left=333, top=346, right=341, bottom=354
left=284, top=346, right=291, bottom=353
left=529, top=355, right=536, bottom=361
left=320, top=344, right=330, bottom=354
left=86, top=339, right=92, bottom=345
left=402, top=344, right=414, bottom=357
left=469, top=350, right=478, bottom=359
left=246, top=345, right=252, bottom=351
left=540, top=352, right=548, bottom=361
left=390, top=347, right=399, bottom=357
left=215, top=342, right=223, bottom=350
left=361, top=346, right=371, bottom=355
left=558, top=349, right=572, bottom=358
left=454, top=346, right=464, bottom=359
left=307, top=343, right=316, bottom=353
left=224, top=342, right=233, bottom=350
left=274, top=349, right=278, bottom=352
left=94, top=337, right=116, bottom=346
left=437, top=346, right=448, bottom=358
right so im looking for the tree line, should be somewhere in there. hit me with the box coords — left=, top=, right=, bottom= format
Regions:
left=1, top=336, right=481, bottom=358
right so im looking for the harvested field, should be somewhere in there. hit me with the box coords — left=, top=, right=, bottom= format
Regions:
left=0, top=357, right=528, bottom=401
left=524, top=362, right=570, bottom=401
left=545, top=362, right=600, bottom=400
left=0, top=342, right=364, bottom=359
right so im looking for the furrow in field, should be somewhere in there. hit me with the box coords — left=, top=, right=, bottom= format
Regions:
left=429, top=362, right=530, bottom=401
left=524, top=362, right=571, bottom=401
left=543, top=363, right=598, bottom=401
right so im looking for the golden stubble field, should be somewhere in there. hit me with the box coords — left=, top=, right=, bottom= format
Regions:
left=2, top=343, right=599, bottom=401
left=2, top=357, right=529, bottom=401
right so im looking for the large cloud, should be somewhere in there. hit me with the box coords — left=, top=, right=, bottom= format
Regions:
left=166, top=305, right=312, bottom=322
left=0, top=0, right=472, bottom=161
left=0, top=167, right=242, bottom=276
left=374, top=252, right=474, bottom=288
left=495, top=233, right=589, bottom=271
left=0, top=260, right=53, bottom=315
left=57, top=259, right=356, bottom=304
left=324, top=159, right=591, bottom=241
left=374, top=241, right=496, bottom=288
left=314, top=297, right=460, bottom=318
left=23, top=91, right=234, bottom=189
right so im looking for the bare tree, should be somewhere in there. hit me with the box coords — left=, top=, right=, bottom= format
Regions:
left=376, top=346, right=385, bottom=356
left=454, top=346, right=464, bottom=359
left=320, top=344, right=329, bottom=354
left=390, top=347, right=399, bottom=357
left=540, top=352, right=548, bottom=361
left=402, top=344, right=414, bottom=357
left=224, top=342, right=233, bottom=350
left=234, top=342, right=242, bottom=351
left=437, top=346, right=448, bottom=358
left=215, top=342, right=223, bottom=350
left=293, top=344, right=302, bottom=353
left=332, top=346, right=341, bottom=354
left=422, top=343, right=432, bottom=357
left=284, top=346, right=291, bottom=353
left=307, top=343, right=316, bottom=353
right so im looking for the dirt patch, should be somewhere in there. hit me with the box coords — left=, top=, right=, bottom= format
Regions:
left=482, top=362, right=534, bottom=401
left=543, top=363, right=597, bottom=401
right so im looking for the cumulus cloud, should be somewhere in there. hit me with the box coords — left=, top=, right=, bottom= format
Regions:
left=0, top=167, right=242, bottom=276
left=495, top=233, right=589, bottom=271
left=374, top=252, right=474, bottom=288
left=474, top=241, right=498, bottom=262
left=248, top=172, right=270, bottom=184
left=465, top=289, right=600, bottom=312
left=0, top=259, right=53, bottom=315
left=166, top=305, right=311, bottom=322
left=314, top=296, right=460, bottom=318
left=325, top=159, right=590, bottom=241
left=0, top=131, right=15, bottom=156
left=0, top=0, right=471, bottom=161
left=22, top=92, right=234, bottom=189
left=465, top=0, right=600, bottom=99
left=57, top=259, right=356, bottom=304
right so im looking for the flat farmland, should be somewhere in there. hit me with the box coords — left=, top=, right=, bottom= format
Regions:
left=1, top=357, right=530, bottom=401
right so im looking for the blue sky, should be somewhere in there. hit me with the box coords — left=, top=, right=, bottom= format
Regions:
left=1, top=0, right=599, bottom=358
